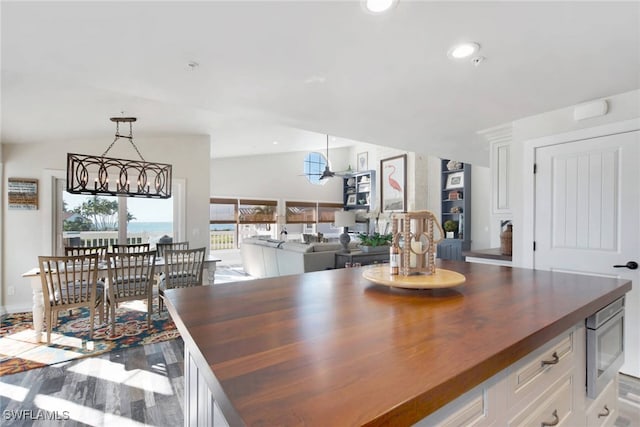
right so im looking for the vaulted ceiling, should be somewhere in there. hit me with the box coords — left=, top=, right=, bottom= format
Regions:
left=2, top=1, right=638, bottom=166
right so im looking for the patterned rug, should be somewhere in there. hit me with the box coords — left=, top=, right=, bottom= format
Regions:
left=0, top=300, right=179, bottom=376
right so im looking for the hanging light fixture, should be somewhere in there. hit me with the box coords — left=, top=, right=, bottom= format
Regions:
left=66, top=117, right=172, bottom=199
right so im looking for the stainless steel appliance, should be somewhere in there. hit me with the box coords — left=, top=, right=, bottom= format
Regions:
left=586, top=296, right=625, bottom=399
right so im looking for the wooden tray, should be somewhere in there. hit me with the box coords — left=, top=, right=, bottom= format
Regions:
left=362, top=265, right=466, bottom=289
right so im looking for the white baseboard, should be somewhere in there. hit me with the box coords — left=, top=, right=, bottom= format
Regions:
left=1, top=304, right=32, bottom=316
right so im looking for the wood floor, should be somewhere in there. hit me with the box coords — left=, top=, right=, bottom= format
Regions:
left=0, top=338, right=184, bottom=426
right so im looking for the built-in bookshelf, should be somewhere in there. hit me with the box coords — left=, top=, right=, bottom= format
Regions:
left=343, top=170, right=375, bottom=234
left=438, top=159, right=471, bottom=261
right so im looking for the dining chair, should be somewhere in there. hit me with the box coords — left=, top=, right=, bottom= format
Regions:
left=38, top=253, right=105, bottom=344
left=158, top=247, right=206, bottom=312
left=65, top=245, right=108, bottom=262
left=105, top=250, right=156, bottom=337
left=156, top=241, right=189, bottom=258
left=111, top=243, right=151, bottom=254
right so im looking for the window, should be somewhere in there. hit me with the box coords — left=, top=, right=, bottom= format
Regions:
left=210, top=198, right=277, bottom=251
left=285, top=201, right=317, bottom=224
left=317, top=202, right=343, bottom=236
left=303, top=152, right=328, bottom=185
left=318, top=203, right=344, bottom=223
left=59, top=187, right=174, bottom=252
left=209, top=198, right=238, bottom=251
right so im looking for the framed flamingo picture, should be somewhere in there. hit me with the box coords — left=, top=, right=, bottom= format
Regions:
left=380, top=154, right=407, bottom=212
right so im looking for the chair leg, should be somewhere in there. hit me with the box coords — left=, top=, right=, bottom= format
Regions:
left=110, top=300, right=117, bottom=338
left=46, top=309, right=52, bottom=345
left=98, top=300, right=104, bottom=325
left=147, top=294, right=152, bottom=330
left=89, top=305, right=95, bottom=340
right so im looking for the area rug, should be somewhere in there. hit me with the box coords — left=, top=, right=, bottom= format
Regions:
left=0, top=300, right=179, bottom=376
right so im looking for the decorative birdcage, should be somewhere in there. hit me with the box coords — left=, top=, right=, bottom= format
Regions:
left=390, top=210, right=444, bottom=276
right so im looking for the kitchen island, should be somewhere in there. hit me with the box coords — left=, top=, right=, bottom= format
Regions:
left=163, top=260, right=631, bottom=426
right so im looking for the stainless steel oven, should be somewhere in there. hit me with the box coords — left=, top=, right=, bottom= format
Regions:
left=586, top=296, right=625, bottom=399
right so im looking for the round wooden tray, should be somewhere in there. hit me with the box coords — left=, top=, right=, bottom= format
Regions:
left=362, top=265, right=466, bottom=289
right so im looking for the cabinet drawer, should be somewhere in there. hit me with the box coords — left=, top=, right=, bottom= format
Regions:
left=586, top=378, right=618, bottom=427
left=415, top=372, right=505, bottom=427
left=438, top=393, right=486, bottom=427
left=509, top=374, right=574, bottom=427
left=508, top=329, right=574, bottom=406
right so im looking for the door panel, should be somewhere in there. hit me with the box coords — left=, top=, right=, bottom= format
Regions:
left=535, top=130, right=639, bottom=377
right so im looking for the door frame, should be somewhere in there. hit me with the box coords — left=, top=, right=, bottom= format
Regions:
left=522, top=118, right=640, bottom=269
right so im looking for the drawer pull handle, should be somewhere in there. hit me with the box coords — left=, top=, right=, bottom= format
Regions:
left=598, top=405, right=610, bottom=418
left=541, top=409, right=559, bottom=427
left=541, top=352, right=559, bottom=366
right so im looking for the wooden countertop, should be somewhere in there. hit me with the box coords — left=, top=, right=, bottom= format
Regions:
left=462, top=247, right=512, bottom=261
left=163, top=260, right=631, bottom=426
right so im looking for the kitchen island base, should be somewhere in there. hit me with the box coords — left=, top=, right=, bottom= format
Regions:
left=182, top=322, right=619, bottom=427
left=163, top=261, right=630, bottom=426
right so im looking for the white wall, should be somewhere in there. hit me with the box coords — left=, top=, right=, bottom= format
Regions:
left=212, top=141, right=489, bottom=253
left=509, top=89, right=640, bottom=267
left=1, top=134, right=210, bottom=313
left=211, top=148, right=349, bottom=203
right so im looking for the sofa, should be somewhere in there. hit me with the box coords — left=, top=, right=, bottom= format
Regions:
left=241, top=237, right=357, bottom=278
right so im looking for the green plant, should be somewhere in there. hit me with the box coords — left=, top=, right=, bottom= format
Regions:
left=357, top=232, right=392, bottom=247
left=443, top=220, right=458, bottom=233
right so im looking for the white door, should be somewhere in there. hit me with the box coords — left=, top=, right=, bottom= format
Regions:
left=534, top=130, right=640, bottom=377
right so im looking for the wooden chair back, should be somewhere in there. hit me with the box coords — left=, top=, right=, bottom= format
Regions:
left=38, top=253, right=104, bottom=343
left=105, top=250, right=156, bottom=335
left=65, top=245, right=108, bottom=262
left=156, top=241, right=189, bottom=258
left=158, top=247, right=206, bottom=312
left=111, top=243, right=151, bottom=254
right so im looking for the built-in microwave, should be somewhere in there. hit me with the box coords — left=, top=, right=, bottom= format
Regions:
left=586, top=296, right=625, bottom=399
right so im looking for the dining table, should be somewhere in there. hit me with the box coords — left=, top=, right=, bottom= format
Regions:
left=21, top=254, right=221, bottom=343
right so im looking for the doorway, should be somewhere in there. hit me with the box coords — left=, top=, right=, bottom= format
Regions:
left=534, top=128, right=640, bottom=377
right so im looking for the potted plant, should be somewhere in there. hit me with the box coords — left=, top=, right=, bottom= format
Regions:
left=356, top=232, right=393, bottom=253
left=443, top=220, right=458, bottom=239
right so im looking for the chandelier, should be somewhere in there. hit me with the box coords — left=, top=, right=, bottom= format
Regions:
left=66, top=117, right=172, bottom=199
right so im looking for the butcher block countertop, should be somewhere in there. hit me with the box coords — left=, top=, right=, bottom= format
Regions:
left=163, top=260, right=631, bottom=426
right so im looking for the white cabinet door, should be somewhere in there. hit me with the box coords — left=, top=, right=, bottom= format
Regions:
left=491, top=140, right=511, bottom=214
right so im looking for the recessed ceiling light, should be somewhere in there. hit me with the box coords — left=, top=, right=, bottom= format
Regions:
left=448, top=42, right=480, bottom=60
left=273, top=141, right=279, bottom=145
left=363, top=0, right=398, bottom=14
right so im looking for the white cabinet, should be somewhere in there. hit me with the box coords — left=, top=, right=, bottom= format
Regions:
left=480, top=124, right=513, bottom=215
left=508, top=374, right=575, bottom=427
left=507, top=328, right=575, bottom=411
left=585, top=377, right=618, bottom=427
left=414, top=323, right=619, bottom=427
left=491, top=140, right=511, bottom=214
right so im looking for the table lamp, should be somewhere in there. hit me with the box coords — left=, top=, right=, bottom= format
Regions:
left=334, top=210, right=356, bottom=253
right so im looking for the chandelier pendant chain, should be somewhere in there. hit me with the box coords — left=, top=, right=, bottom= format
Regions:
left=101, top=119, right=146, bottom=162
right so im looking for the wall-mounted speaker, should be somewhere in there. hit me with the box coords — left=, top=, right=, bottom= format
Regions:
left=573, top=100, right=608, bottom=121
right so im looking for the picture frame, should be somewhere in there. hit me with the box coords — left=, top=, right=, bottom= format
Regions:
left=445, top=171, right=464, bottom=189
left=346, top=194, right=357, bottom=205
left=380, top=154, right=407, bottom=212
left=8, top=178, right=39, bottom=210
left=357, top=152, right=368, bottom=171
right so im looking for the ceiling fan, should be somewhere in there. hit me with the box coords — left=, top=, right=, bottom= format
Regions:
left=305, top=135, right=351, bottom=180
